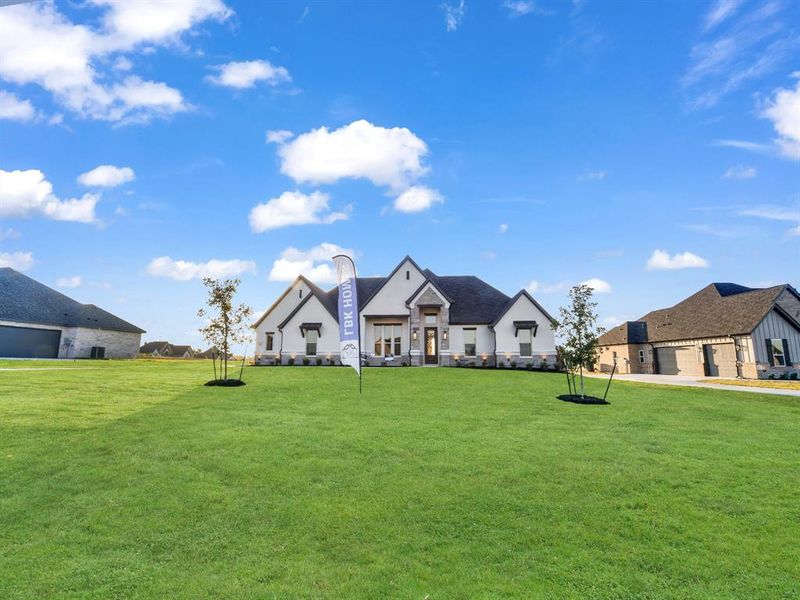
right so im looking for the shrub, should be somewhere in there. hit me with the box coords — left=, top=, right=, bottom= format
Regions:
left=498, top=362, right=505, bottom=369
left=541, top=358, right=549, bottom=370
left=287, top=357, right=295, bottom=366
left=510, top=360, right=517, bottom=369
left=768, top=373, right=775, bottom=379
left=526, top=361, right=533, bottom=370
left=316, top=358, right=322, bottom=366
left=779, top=372, right=788, bottom=380
left=302, top=357, right=310, bottom=366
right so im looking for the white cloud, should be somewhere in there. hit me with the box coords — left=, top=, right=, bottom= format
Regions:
left=502, top=1, right=553, bottom=18
left=738, top=204, right=800, bottom=236
left=527, top=280, right=569, bottom=294
left=499, top=223, right=508, bottom=233
left=249, top=190, right=348, bottom=233
left=714, top=139, right=770, bottom=153
left=581, top=278, right=612, bottom=293
left=722, top=165, right=756, bottom=179
left=276, top=119, right=429, bottom=191
left=602, top=315, right=624, bottom=328
left=0, top=251, right=35, bottom=271
left=56, top=276, right=82, bottom=288
left=0, top=90, right=35, bottom=121
left=78, top=164, right=135, bottom=187
left=646, top=250, right=709, bottom=270
left=443, top=0, right=466, bottom=31
left=266, top=129, right=294, bottom=144
left=268, top=243, right=353, bottom=284
left=0, top=1, right=229, bottom=123
left=703, top=0, right=743, bottom=31
left=146, top=256, right=256, bottom=281
left=0, top=169, right=99, bottom=223
left=579, top=170, right=607, bottom=181
left=206, top=59, right=290, bottom=89
left=682, top=1, right=793, bottom=109
left=0, top=228, right=21, bottom=241
left=760, top=80, right=800, bottom=160
left=393, top=186, right=444, bottom=213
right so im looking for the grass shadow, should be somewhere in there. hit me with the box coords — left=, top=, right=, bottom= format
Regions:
left=557, top=394, right=610, bottom=405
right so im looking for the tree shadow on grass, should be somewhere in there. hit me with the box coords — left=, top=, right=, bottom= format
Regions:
left=557, top=394, right=609, bottom=405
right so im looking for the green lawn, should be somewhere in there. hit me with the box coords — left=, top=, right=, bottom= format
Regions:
left=1, top=360, right=797, bottom=599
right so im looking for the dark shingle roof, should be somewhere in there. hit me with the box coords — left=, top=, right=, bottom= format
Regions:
left=598, top=321, right=648, bottom=346
left=599, top=283, right=797, bottom=345
left=140, top=341, right=171, bottom=353
left=170, top=345, right=194, bottom=356
left=0, top=268, right=145, bottom=334
left=423, top=270, right=511, bottom=324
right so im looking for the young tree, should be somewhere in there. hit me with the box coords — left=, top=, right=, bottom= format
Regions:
left=197, top=278, right=253, bottom=382
left=558, top=284, right=604, bottom=398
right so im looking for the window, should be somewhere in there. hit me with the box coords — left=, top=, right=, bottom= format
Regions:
left=519, top=328, right=532, bottom=356
left=425, top=313, right=437, bottom=325
left=306, top=329, right=318, bottom=356
left=374, top=324, right=402, bottom=356
left=638, top=349, right=645, bottom=363
left=770, top=339, right=787, bottom=366
left=266, top=332, right=274, bottom=352
left=299, top=289, right=303, bottom=298
left=406, top=270, right=410, bottom=280
left=464, top=328, right=476, bottom=357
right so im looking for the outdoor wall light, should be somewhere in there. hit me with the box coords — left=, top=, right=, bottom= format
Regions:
left=412, top=330, right=418, bottom=341
left=443, top=329, right=448, bottom=341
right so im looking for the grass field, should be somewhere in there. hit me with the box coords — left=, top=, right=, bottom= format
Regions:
left=1, top=360, right=798, bottom=599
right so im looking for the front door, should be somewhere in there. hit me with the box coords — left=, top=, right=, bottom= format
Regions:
left=424, top=327, right=438, bottom=365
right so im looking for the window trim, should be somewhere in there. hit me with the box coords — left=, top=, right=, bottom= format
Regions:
left=305, top=328, right=318, bottom=356
left=373, top=323, right=402, bottom=357
left=463, top=327, right=477, bottom=357
left=518, top=327, right=532, bottom=357
left=638, top=349, right=645, bottom=363
left=770, top=338, right=787, bottom=367
left=266, top=332, right=274, bottom=352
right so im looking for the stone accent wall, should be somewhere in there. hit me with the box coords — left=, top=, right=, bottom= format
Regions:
left=409, top=286, right=449, bottom=366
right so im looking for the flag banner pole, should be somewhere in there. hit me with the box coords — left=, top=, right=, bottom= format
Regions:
left=332, top=254, right=362, bottom=394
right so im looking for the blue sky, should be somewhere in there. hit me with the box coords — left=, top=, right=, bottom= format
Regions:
left=1, top=0, right=798, bottom=348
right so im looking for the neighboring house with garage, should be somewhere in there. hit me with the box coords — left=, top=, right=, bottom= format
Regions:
left=0, top=268, right=144, bottom=359
left=253, top=255, right=557, bottom=367
left=596, top=283, right=800, bottom=379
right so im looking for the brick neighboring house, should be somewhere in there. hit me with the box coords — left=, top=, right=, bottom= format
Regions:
left=596, top=283, right=800, bottom=379
left=0, top=267, right=144, bottom=359
left=253, top=255, right=558, bottom=367
left=139, top=342, right=195, bottom=358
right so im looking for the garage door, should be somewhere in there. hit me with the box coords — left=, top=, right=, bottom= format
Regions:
left=0, top=325, right=61, bottom=358
left=703, top=343, right=738, bottom=377
left=655, top=346, right=696, bottom=375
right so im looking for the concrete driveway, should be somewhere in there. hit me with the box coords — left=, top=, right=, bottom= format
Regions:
left=585, top=372, right=800, bottom=397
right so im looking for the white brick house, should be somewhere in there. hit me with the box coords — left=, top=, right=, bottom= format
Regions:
left=0, top=268, right=144, bottom=359
left=253, top=256, right=557, bottom=367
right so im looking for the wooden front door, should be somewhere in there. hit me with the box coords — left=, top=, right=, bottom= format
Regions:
left=424, top=327, right=438, bottom=365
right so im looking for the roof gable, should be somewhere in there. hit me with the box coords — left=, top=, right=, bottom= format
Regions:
left=360, top=256, right=426, bottom=311
left=253, top=275, right=312, bottom=328
left=491, top=289, right=557, bottom=327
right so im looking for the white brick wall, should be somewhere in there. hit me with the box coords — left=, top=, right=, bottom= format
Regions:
left=0, top=320, right=141, bottom=359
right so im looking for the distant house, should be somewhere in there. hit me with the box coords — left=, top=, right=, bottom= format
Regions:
left=195, top=347, right=231, bottom=359
left=253, top=255, right=557, bottom=367
left=0, top=268, right=145, bottom=359
left=139, top=342, right=195, bottom=358
left=596, top=283, right=800, bottom=379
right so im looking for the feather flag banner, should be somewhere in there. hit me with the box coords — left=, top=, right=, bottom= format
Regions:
left=333, top=254, right=361, bottom=387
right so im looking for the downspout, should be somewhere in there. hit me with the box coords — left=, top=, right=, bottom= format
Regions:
left=490, top=325, right=497, bottom=367
left=278, top=326, right=284, bottom=365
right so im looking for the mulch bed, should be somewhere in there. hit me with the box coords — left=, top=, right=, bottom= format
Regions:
left=557, top=394, right=609, bottom=405
left=204, top=379, right=246, bottom=387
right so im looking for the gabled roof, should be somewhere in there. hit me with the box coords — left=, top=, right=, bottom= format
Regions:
left=359, top=255, right=425, bottom=309
left=598, top=282, right=800, bottom=345
left=598, top=321, right=648, bottom=346
left=140, top=341, right=171, bottom=353
left=170, top=345, right=194, bottom=356
left=491, top=289, right=558, bottom=328
left=253, top=275, right=314, bottom=328
left=0, top=268, right=145, bottom=334
left=404, top=275, right=455, bottom=307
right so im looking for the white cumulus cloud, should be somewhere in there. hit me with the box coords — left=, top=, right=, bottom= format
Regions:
left=276, top=119, right=429, bottom=191
left=0, top=90, right=35, bottom=121
left=78, top=164, right=135, bottom=187
left=249, top=190, right=348, bottom=233
left=266, top=129, right=294, bottom=144
left=527, top=280, right=569, bottom=294
left=0, top=169, right=99, bottom=223
left=0, top=0, right=229, bottom=123
left=760, top=79, right=800, bottom=160
left=499, top=223, right=508, bottom=233
left=206, top=59, right=290, bottom=89
left=646, top=250, right=709, bottom=270
left=0, top=251, right=35, bottom=271
left=581, top=278, right=612, bottom=293
left=146, top=256, right=256, bottom=281
left=56, top=276, right=82, bottom=288
left=443, top=0, right=466, bottom=31
left=393, top=186, right=444, bottom=213
left=268, top=243, right=353, bottom=284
